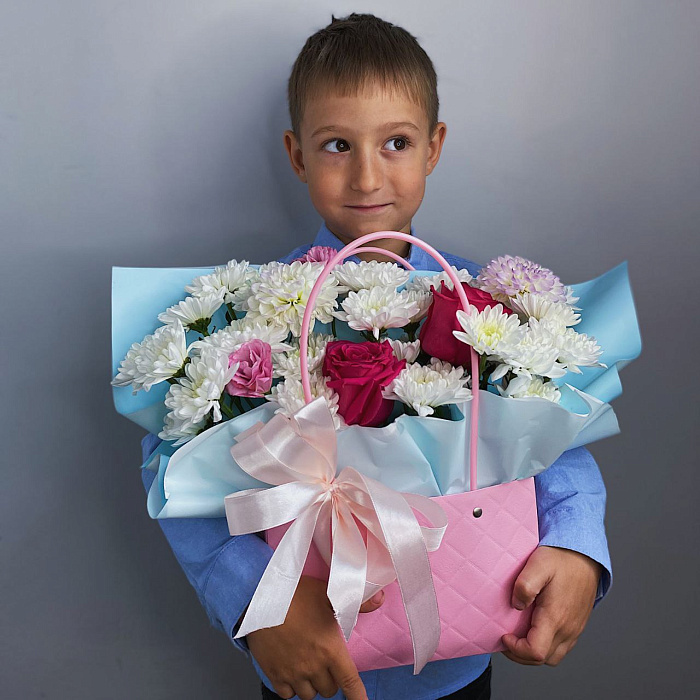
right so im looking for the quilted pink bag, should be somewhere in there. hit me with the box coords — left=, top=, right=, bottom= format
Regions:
left=265, top=232, right=539, bottom=672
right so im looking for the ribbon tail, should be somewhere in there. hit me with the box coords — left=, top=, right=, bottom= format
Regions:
left=236, top=502, right=324, bottom=639
left=361, top=477, right=442, bottom=675
left=326, top=502, right=367, bottom=640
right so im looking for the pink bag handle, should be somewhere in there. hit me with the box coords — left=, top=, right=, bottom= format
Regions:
left=299, top=231, right=480, bottom=491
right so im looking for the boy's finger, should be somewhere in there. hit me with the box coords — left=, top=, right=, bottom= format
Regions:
left=501, top=639, right=545, bottom=666
left=501, top=614, right=557, bottom=665
left=309, top=668, right=339, bottom=699
left=359, top=590, right=385, bottom=613
left=501, top=647, right=534, bottom=666
left=290, top=679, right=318, bottom=700
left=511, top=550, right=553, bottom=610
left=545, top=638, right=577, bottom=667
left=271, top=681, right=295, bottom=699
left=330, top=651, right=368, bottom=700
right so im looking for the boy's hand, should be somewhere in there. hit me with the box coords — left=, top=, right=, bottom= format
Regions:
left=501, top=545, right=601, bottom=667
left=246, top=576, right=383, bottom=700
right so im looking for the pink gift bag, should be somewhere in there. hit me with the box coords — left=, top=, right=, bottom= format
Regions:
left=266, top=232, right=539, bottom=672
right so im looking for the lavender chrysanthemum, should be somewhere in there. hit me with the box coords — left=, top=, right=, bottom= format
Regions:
left=477, top=255, right=571, bottom=305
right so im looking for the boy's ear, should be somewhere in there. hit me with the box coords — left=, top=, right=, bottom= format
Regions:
left=283, top=130, right=307, bottom=183
left=426, top=122, right=447, bottom=176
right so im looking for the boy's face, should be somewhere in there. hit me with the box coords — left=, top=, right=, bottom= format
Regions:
left=284, top=86, right=446, bottom=248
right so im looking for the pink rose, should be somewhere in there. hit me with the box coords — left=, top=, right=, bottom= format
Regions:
left=226, top=339, right=273, bottom=397
left=419, top=282, right=513, bottom=366
left=322, top=340, right=405, bottom=427
left=293, top=246, right=338, bottom=265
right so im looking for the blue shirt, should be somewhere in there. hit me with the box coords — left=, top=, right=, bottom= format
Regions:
left=140, top=223, right=611, bottom=700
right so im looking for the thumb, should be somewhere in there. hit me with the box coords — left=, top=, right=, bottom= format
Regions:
left=512, top=548, right=553, bottom=611
left=359, top=590, right=385, bottom=614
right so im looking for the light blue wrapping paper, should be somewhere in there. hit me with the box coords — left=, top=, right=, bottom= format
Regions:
left=551, top=262, right=642, bottom=404
left=112, top=265, right=220, bottom=435
left=112, top=262, right=641, bottom=519
left=151, top=384, right=615, bottom=517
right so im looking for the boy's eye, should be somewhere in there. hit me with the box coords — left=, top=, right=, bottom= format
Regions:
left=323, top=139, right=350, bottom=153
left=385, top=137, right=408, bottom=151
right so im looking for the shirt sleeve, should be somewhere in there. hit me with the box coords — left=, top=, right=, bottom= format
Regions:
left=534, top=445, right=612, bottom=605
left=140, top=434, right=272, bottom=655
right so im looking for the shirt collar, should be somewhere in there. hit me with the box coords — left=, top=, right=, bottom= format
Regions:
left=311, top=222, right=434, bottom=269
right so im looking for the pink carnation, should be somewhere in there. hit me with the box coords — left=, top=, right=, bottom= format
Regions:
left=226, top=339, right=273, bottom=398
left=294, top=246, right=337, bottom=265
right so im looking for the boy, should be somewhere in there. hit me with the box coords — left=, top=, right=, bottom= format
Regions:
left=142, top=13, right=609, bottom=700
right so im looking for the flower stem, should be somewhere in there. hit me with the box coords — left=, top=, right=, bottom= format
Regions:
left=404, top=321, right=420, bottom=342
left=478, top=355, right=493, bottom=390
left=220, top=399, right=234, bottom=419
left=433, top=404, right=452, bottom=421
left=172, top=358, right=190, bottom=380
left=190, top=318, right=211, bottom=337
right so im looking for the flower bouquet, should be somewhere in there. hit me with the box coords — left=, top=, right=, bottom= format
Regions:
left=112, top=231, right=640, bottom=673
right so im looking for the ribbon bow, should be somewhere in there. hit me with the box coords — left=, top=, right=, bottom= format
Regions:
left=225, top=397, right=448, bottom=674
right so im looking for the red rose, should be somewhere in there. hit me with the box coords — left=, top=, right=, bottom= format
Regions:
left=419, top=282, right=512, bottom=366
left=322, top=340, right=405, bottom=427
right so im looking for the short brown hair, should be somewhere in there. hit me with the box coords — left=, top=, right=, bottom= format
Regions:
left=287, top=13, right=439, bottom=136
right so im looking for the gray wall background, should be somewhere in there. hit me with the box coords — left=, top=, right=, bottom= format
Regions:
left=2, top=1, right=698, bottom=698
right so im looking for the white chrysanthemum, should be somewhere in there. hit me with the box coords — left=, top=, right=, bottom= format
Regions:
left=507, top=294, right=580, bottom=329
left=185, top=260, right=255, bottom=304
left=158, top=411, right=208, bottom=446
left=227, top=268, right=261, bottom=310
left=334, top=287, right=419, bottom=339
left=273, top=333, right=334, bottom=380
left=454, top=305, right=526, bottom=358
left=405, top=267, right=473, bottom=293
left=234, top=261, right=341, bottom=337
left=332, top=260, right=410, bottom=291
left=490, top=326, right=565, bottom=382
left=388, top=338, right=421, bottom=363
left=268, top=374, right=344, bottom=429
left=498, top=375, right=561, bottom=403
left=383, top=359, right=471, bottom=417
left=158, top=291, right=225, bottom=331
left=191, top=318, right=290, bottom=356
left=404, top=289, right=432, bottom=322
left=112, top=321, right=189, bottom=393
left=161, top=348, right=237, bottom=435
left=563, top=287, right=580, bottom=307
left=528, top=319, right=605, bottom=375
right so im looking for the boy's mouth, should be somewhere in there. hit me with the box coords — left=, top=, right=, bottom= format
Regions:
left=345, top=203, right=391, bottom=213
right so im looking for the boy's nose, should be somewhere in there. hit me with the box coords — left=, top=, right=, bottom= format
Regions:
left=349, top=152, right=383, bottom=194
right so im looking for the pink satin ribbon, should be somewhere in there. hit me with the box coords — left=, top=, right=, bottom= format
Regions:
left=225, top=397, right=448, bottom=674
